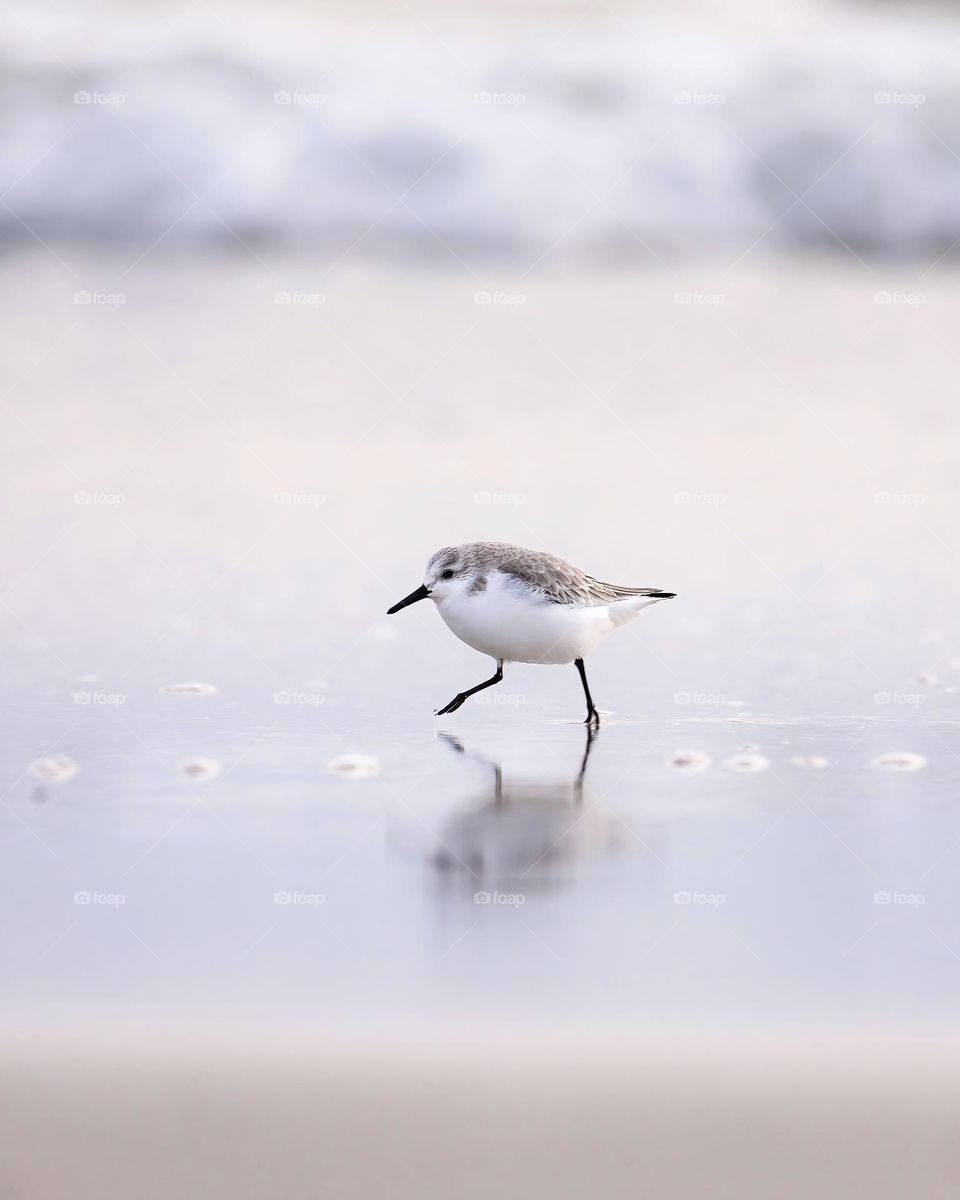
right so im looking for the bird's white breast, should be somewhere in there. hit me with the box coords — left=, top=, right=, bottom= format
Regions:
left=434, top=571, right=610, bottom=665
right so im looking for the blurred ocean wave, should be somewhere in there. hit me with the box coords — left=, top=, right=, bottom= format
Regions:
left=1, top=3, right=959, bottom=259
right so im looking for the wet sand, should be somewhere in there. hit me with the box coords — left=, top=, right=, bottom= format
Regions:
left=2, top=1032, right=959, bottom=1199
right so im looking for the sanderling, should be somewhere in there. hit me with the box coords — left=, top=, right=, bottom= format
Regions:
left=387, top=541, right=675, bottom=724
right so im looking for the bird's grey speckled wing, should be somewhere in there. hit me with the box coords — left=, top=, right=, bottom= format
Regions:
left=496, top=547, right=667, bottom=607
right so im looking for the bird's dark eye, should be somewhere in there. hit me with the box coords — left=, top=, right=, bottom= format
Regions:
left=440, top=568, right=455, bottom=580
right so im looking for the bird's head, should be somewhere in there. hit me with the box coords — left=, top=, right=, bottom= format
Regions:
left=387, top=545, right=479, bottom=613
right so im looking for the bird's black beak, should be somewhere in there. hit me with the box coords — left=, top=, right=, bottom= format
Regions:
left=387, top=584, right=430, bottom=615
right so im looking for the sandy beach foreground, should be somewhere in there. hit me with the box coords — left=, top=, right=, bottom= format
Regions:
left=1, top=1031, right=958, bottom=1198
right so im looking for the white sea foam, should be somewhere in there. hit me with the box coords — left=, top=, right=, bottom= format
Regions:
left=2, top=6, right=959, bottom=258
left=28, top=754, right=79, bottom=783
left=178, top=756, right=222, bottom=781
left=724, top=752, right=770, bottom=773
left=670, top=749, right=710, bottom=772
left=873, top=751, right=926, bottom=772
left=327, top=753, right=380, bottom=779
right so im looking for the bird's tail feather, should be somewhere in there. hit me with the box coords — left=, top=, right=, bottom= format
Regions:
left=607, top=589, right=675, bottom=626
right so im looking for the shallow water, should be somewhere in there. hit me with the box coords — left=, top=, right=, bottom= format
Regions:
left=7, top=697, right=960, bottom=1035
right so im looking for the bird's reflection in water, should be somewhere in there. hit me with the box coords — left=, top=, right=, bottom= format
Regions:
left=428, top=728, right=622, bottom=892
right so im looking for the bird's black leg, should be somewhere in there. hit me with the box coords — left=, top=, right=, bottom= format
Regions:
left=436, top=659, right=504, bottom=717
left=574, top=657, right=600, bottom=726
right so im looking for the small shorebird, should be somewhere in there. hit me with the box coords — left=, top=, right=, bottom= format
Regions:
left=387, top=541, right=675, bottom=724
